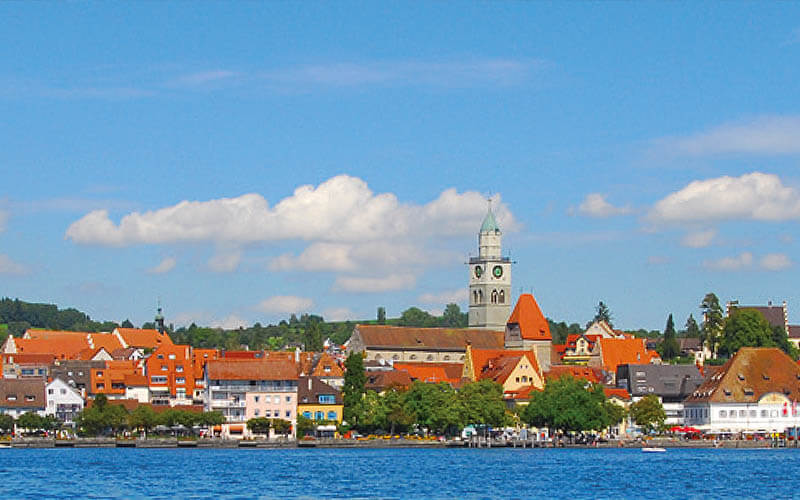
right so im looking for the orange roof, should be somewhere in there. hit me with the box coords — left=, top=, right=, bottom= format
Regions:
left=89, top=333, right=124, bottom=352
left=603, top=387, right=631, bottom=400
left=14, top=337, right=89, bottom=359
left=393, top=362, right=464, bottom=385
left=468, top=348, right=541, bottom=385
left=506, top=294, right=551, bottom=340
left=545, top=365, right=604, bottom=384
left=504, top=384, right=540, bottom=401
left=114, top=328, right=173, bottom=349
left=311, top=353, right=344, bottom=378
left=597, top=338, right=661, bottom=373
left=24, top=329, right=90, bottom=341
left=1, top=353, right=55, bottom=365
left=206, top=359, right=299, bottom=381
left=123, top=373, right=148, bottom=386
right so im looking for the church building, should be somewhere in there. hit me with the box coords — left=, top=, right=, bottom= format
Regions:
left=468, top=205, right=512, bottom=330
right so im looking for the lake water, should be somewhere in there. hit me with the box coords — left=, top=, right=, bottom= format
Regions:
left=0, top=447, right=796, bottom=499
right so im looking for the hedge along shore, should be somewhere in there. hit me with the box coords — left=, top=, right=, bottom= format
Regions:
left=3, top=437, right=796, bottom=449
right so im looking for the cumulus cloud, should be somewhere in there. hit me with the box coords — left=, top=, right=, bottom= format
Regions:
left=703, top=252, right=754, bottom=271
left=681, top=229, right=717, bottom=248
left=573, top=193, right=633, bottom=218
left=66, top=175, right=516, bottom=246
left=147, top=257, right=176, bottom=275
left=256, top=295, right=314, bottom=314
left=0, top=255, right=26, bottom=275
left=648, top=172, right=800, bottom=225
left=660, top=115, right=800, bottom=156
left=269, top=241, right=429, bottom=273
left=211, top=314, right=249, bottom=330
left=322, top=307, right=358, bottom=322
left=333, top=274, right=416, bottom=293
left=418, top=289, right=467, bottom=304
left=760, top=253, right=792, bottom=271
left=208, top=251, right=242, bottom=273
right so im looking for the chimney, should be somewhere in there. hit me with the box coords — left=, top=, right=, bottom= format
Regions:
left=295, top=347, right=300, bottom=363
left=308, top=377, right=312, bottom=391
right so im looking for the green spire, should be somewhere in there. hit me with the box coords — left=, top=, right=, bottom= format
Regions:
left=480, top=206, right=500, bottom=233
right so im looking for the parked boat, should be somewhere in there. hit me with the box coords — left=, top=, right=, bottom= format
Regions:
left=642, top=447, right=666, bottom=453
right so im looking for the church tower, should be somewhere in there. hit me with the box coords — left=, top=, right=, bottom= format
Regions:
left=468, top=203, right=512, bottom=329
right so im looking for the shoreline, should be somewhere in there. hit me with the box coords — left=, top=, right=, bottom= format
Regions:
left=3, top=437, right=795, bottom=449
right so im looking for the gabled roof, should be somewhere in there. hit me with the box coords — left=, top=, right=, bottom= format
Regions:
left=365, top=370, right=412, bottom=392
left=686, top=347, right=800, bottom=403
left=467, top=348, right=541, bottom=385
left=393, top=362, right=464, bottom=385
left=206, top=359, right=299, bottom=381
left=89, top=333, right=124, bottom=353
left=789, top=326, right=800, bottom=340
left=0, top=378, right=46, bottom=408
left=355, top=325, right=504, bottom=350
left=603, top=387, right=631, bottom=401
left=114, top=328, right=173, bottom=349
left=297, top=376, right=342, bottom=405
left=730, top=304, right=786, bottom=330
left=13, top=337, right=89, bottom=359
left=617, top=363, right=703, bottom=399
left=596, top=338, right=660, bottom=373
left=1, top=353, right=55, bottom=365
left=506, top=294, right=551, bottom=341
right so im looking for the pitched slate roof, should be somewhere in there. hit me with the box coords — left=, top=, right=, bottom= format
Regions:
left=355, top=325, right=503, bottom=350
left=789, top=326, right=800, bottom=340
left=686, top=347, right=800, bottom=404
left=393, top=362, right=464, bottom=385
left=617, top=363, right=703, bottom=400
left=506, top=294, right=551, bottom=341
left=730, top=304, right=787, bottom=331
left=206, top=359, right=299, bottom=381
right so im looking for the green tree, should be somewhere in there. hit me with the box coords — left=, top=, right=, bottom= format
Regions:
left=700, top=292, right=724, bottom=358
left=199, top=411, right=225, bottom=427
left=17, top=412, right=45, bottom=433
left=377, top=307, right=386, bottom=325
left=659, top=314, right=680, bottom=361
left=296, top=414, right=314, bottom=437
left=129, top=405, right=158, bottom=435
left=591, top=301, right=613, bottom=328
left=629, top=394, right=666, bottom=434
left=441, top=303, right=468, bottom=328
left=271, top=418, right=292, bottom=438
left=382, top=387, right=414, bottom=435
left=685, top=314, right=700, bottom=338
left=303, top=320, right=324, bottom=352
left=459, top=380, right=506, bottom=428
left=520, top=376, right=610, bottom=434
left=719, top=308, right=776, bottom=357
left=0, top=413, right=14, bottom=433
left=246, top=417, right=272, bottom=436
left=121, top=319, right=135, bottom=328
left=342, top=352, right=366, bottom=427
left=403, top=381, right=462, bottom=436
left=398, top=307, right=438, bottom=327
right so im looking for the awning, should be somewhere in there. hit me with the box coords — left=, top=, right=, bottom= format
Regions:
left=228, top=424, right=244, bottom=433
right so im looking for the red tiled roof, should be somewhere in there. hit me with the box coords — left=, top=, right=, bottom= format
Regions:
left=114, top=328, right=172, bottom=349
left=603, top=387, right=631, bottom=401
left=506, top=294, right=551, bottom=340
left=393, top=362, right=464, bottom=385
left=1, top=353, right=55, bottom=365
left=14, top=337, right=89, bottom=359
left=597, top=338, right=660, bottom=373
left=545, top=365, right=604, bottom=384
left=468, top=348, right=542, bottom=387
left=365, top=370, right=413, bottom=392
left=206, top=359, right=299, bottom=381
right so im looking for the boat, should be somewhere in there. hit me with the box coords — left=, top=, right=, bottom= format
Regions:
left=642, top=447, right=666, bottom=453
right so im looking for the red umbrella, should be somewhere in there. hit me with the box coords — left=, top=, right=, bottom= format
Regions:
left=682, top=426, right=702, bottom=433
left=669, top=426, right=683, bottom=432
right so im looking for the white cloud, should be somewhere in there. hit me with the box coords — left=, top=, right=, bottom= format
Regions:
left=208, top=251, right=242, bottom=273
left=681, top=229, right=717, bottom=248
left=760, top=253, right=792, bottom=271
left=703, top=252, right=753, bottom=271
left=322, top=307, right=358, bottom=322
left=574, top=193, right=633, bottom=218
left=147, top=257, right=176, bottom=275
left=660, top=115, right=800, bottom=156
left=256, top=295, right=314, bottom=314
left=0, top=254, right=26, bottom=275
left=418, top=289, right=467, bottom=305
left=648, top=172, right=800, bottom=225
left=211, top=314, right=249, bottom=330
left=333, top=274, right=416, bottom=293
left=269, top=241, right=429, bottom=273
left=66, top=175, right=516, bottom=246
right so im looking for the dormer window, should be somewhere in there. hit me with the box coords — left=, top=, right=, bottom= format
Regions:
left=743, top=388, right=754, bottom=396
left=763, top=374, right=770, bottom=380
left=723, top=388, right=731, bottom=396
left=737, top=373, right=745, bottom=381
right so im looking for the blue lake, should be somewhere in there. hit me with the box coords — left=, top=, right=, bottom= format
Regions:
left=0, top=447, right=796, bottom=499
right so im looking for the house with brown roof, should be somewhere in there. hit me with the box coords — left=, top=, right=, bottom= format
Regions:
left=684, top=347, right=800, bottom=433
left=347, top=324, right=504, bottom=364
left=0, top=378, right=46, bottom=418
left=204, top=358, right=299, bottom=438
left=297, top=376, right=344, bottom=437
left=1, top=353, right=53, bottom=379
left=364, top=370, right=413, bottom=393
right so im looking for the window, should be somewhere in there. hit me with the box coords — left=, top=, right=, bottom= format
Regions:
left=168, top=354, right=176, bottom=360
left=303, top=411, right=311, bottom=418
left=750, top=410, right=756, bottom=417
left=48, top=389, right=54, bottom=395
left=319, top=395, right=335, bottom=404
left=274, top=396, right=280, bottom=404
left=761, top=410, right=769, bottom=418
left=286, top=396, right=291, bottom=403
left=25, top=395, right=35, bottom=401
left=161, top=365, right=168, bottom=371
left=254, top=396, right=260, bottom=403
left=739, top=410, right=746, bottom=418
left=719, top=410, right=727, bottom=418
left=255, top=410, right=260, bottom=417
left=6, top=395, right=16, bottom=401
left=176, top=377, right=186, bottom=385
left=315, top=411, right=324, bottom=420
left=96, top=371, right=104, bottom=377
left=21, top=368, right=34, bottom=376
left=151, top=376, right=167, bottom=384
left=97, top=383, right=105, bottom=390
left=324, top=365, right=331, bottom=373
left=176, top=366, right=184, bottom=373
left=327, top=411, right=337, bottom=420
left=285, top=410, right=291, bottom=418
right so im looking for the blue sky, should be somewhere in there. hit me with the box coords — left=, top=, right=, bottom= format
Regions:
left=2, top=3, right=800, bottom=331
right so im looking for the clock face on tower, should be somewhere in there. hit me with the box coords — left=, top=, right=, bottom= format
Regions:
left=493, top=265, right=503, bottom=278
left=474, top=265, right=483, bottom=278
